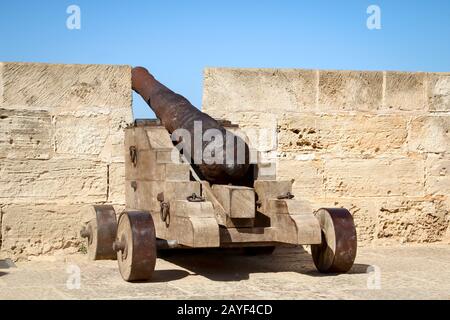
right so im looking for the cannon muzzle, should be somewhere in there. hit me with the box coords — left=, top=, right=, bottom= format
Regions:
left=132, top=67, right=250, bottom=184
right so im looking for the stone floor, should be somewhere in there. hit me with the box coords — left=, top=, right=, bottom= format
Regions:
left=0, top=245, right=449, bottom=300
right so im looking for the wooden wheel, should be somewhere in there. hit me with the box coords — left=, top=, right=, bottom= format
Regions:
left=81, top=205, right=117, bottom=261
left=311, top=208, right=357, bottom=274
left=114, top=211, right=157, bottom=282
left=243, top=246, right=276, bottom=256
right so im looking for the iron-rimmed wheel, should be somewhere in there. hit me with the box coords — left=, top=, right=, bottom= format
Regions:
left=243, top=246, right=276, bottom=256
left=81, top=205, right=117, bottom=261
left=311, top=208, right=357, bottom=274
left=114, top=211, right=157, bottom=282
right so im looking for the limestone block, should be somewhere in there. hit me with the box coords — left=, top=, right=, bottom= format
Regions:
left=318, top=70, right=383, bottom=112
left=108, top=107, right=133, bottom=162
left=99, top=135, right=125, bottom=163
left=217, top=112, right=278, bottom=152
left=54, top=115, right=109, bottom=156
left=1, top=63, right=131, bottom=110
left=408, top=116, right=450, bottom=153
left=0, top=159, right=107, bottom=203
left=323, top=157, right=424, bottom=197
left=425, top=153, right=450, bottom=196
left=110, top=106, right=133, bottom=140
left=384, top=72, right=427, bottom=112
left=277, top=159, right=324, bottom=198
left=278, top=114, right=407, bottom=155
left=376, top=198, right=448, bottom=243
left=203, top=68, right=317, bottom=115
left=428, top=73, right=450, bottom=112
left=444, top=226, right=450, bottom=243
left=0, top=108, right=53, bottom=160
left=1, top=204, right=88, bottom=260
left=108, top=163, right=126, bottom=204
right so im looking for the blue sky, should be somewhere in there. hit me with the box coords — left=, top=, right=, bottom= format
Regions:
left=1, top=0, right=449, bottom=118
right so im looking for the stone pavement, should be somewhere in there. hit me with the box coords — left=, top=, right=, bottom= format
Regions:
left=0, top=245, right=449, bottom=300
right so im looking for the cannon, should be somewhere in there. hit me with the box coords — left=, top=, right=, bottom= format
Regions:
left=131, top=67, right=250, bottom=185
left=81, top=67, right=357, bottom=282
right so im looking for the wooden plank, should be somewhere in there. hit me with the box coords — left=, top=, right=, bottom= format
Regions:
left=170, top=200, right=214, bottom=218
left=265, top=199, right=313, bottom=215
left=220, top=227, right=276, bottom=243
left=145, top=127, right=174, bottom=150
left=254, top=180, right=293, bottom=202
left=212, top=185, right=255, bottom=218
left=202, top=182, right=255, bottom=227
left=165, top=163, right=190, bottom=181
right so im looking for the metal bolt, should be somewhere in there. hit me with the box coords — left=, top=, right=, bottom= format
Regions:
left=80, top=226, right=90, bottom=239
left=112, top=240, right=125, bottom=252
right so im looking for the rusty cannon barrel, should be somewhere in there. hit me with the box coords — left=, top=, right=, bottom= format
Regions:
left=132, top=67, right=250, bottom=184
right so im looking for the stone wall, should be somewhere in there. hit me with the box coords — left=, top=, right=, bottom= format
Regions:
left=1, top=64, right=448, bottom=260
left=0, top=63, right=132, bottom=260
left=203, top=68, right=450, bottom=245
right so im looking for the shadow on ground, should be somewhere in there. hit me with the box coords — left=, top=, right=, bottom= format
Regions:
left=0, top=259, right=16, bottom=269
left=158, top=246, right=369, bottom=282
left=134, top=269, right=191, bottom=283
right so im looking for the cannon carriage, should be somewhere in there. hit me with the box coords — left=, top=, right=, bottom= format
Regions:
left=81, top=67, right=357, bottom=282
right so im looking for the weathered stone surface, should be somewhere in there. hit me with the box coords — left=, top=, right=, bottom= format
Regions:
left=1, top=204, right=86, bottom=260
left=54, top=115, right=109, bottom=156
left=214, top=112, right=278, bottom=152
left=277, top=159, right=324, bottom=198
left=99, top=108, right=132, bottom=164
left=2, top=63, right=131, bottom=110
left=3, top=65, right=450, bottom=260
left=0, top=108, right=53, bottom=160
left=324, top=157, right=424, bottom=197
left=0, top=63, right=132, bottom=259
left=203, top=68, right=317, bottom=114
left=203, top=67, right=450, bottom=245
left=444, top=224, right=450, bottom=243
left=376, top=198, right=448, bottom=243
left=425, top=153, right=450, bottom=197
left=408, top=116, right=450, bottom=153
left=110, top=107, right=133, bottom=141
left=278, top=114, right=407, bottom=155
left=318, top=70, right=383, bottom=112
left=384, top=72, right=427, bottom=112
left=0, top=159, right=107, bottom=203
left=108, top=163, right=125, bottom=204
left=428, top=73, right=450, bottom=112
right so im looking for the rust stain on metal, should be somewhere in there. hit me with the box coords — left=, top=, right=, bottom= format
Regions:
left=132, top=66, right=250, bottom=184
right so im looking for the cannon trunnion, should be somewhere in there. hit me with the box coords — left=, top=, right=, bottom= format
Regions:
left=81, top=120, right=357, bottom=282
